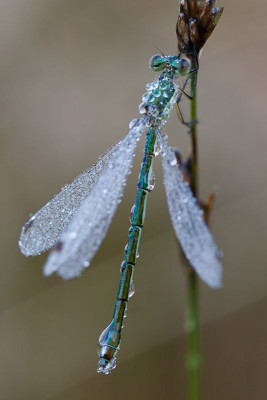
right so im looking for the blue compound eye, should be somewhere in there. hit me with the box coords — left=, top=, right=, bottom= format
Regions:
left=171, top=58, right=191, bottom=76
left=149, top=54, right=167, bottom=71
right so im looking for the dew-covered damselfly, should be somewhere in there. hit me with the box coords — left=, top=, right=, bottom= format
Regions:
left=19, top=1, right=223, bottom=374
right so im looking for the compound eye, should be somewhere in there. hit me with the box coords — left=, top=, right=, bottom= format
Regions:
left=171, top=58, right=191, bottom=76
left=149, top=54, right=167, bottom=71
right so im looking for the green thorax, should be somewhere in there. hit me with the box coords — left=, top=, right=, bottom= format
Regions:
left=139, top=72, right=178, bottom=124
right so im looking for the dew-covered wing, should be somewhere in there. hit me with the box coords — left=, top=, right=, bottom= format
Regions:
left=43, top=116, right=149, bottom=279
left=19, top=142, right=122, bottom=257
left=158, top=134, right=222, bottom=288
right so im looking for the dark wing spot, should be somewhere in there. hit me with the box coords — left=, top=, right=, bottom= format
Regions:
left=55, top=240, right=64, bottom=252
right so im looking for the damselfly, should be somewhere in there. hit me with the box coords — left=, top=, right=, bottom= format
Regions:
left=19, top=1, right=223, bottom=374
left=19, top=0, right=223, bottom=374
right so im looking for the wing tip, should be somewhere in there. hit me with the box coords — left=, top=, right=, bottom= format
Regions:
left=43, top=252, right=86, bottom=281
left=19, top=223, right=54, bottom=257
left=18, top=235, right=38, bottom=257
left=199, top=261, right=223, bottom=289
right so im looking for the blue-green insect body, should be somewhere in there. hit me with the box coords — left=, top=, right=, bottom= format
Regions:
left=97, top=55, right=191, bottom=374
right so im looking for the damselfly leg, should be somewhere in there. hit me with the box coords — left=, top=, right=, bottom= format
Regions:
left=175, top=68, right=198, bottom=127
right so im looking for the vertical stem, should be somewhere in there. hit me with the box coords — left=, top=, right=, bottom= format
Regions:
left=190, top=73, right=198, bottom=198
left=186, top=72, right=200, bottom=400
left=187, top=270, right=200, bottom=400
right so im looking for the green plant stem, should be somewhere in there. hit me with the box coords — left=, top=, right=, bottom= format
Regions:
left=190, top=75, right=198, bottom=198
left=186, top=269, right=200, bottom=400
left=186, top=73, right=200, bottom=400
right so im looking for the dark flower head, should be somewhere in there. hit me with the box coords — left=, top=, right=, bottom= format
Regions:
left=176, top=0, right=223, bottom=62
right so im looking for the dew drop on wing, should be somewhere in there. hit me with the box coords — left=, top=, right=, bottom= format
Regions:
left=169, top=157, right=178, bottom=166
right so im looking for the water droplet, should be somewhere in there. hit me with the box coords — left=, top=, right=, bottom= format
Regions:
left=215, top=249, right=223, bottom=259
left=153, top=88, right=161, bottom=98
left=98, top=321, right=113, bottom=346
left=163, top=91, right=169, bottom=98
left=120, top=261, right=126, bottom=273
left=129, top=280, right=135, bottom=298
left=161, top=133, right=168, bottom=140
left=147, top=105, right=154, bottom=114
left=129, top=118, right=138, bottom=129
left=129, top=204, right=135, bottom=223
left=136, top=252, right=140, bottom=259
left=142, top=93, right=149, bottom=102
left=148, top=170, right=155, bottom=191
left=138, top=103, right=147, bottom=114
left=154, top=142, right=160, bottom=156
left=69, top=232, right=77, bottom=239
left=83, top=261, right=89, bottom=267
left=169, top=158, right=177, bottom=166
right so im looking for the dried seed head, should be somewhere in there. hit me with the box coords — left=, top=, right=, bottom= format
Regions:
left=176, top=0, right=223, bottom=60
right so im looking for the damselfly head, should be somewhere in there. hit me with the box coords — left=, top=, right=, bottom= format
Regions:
left=149, top=54, right=191, bottom=77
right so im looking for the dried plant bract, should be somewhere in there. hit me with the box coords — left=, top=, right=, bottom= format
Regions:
left=176, top=0, right=223, bottom=60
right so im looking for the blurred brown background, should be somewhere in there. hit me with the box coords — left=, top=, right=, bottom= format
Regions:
left=1, top=0, right=267, bottom=398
